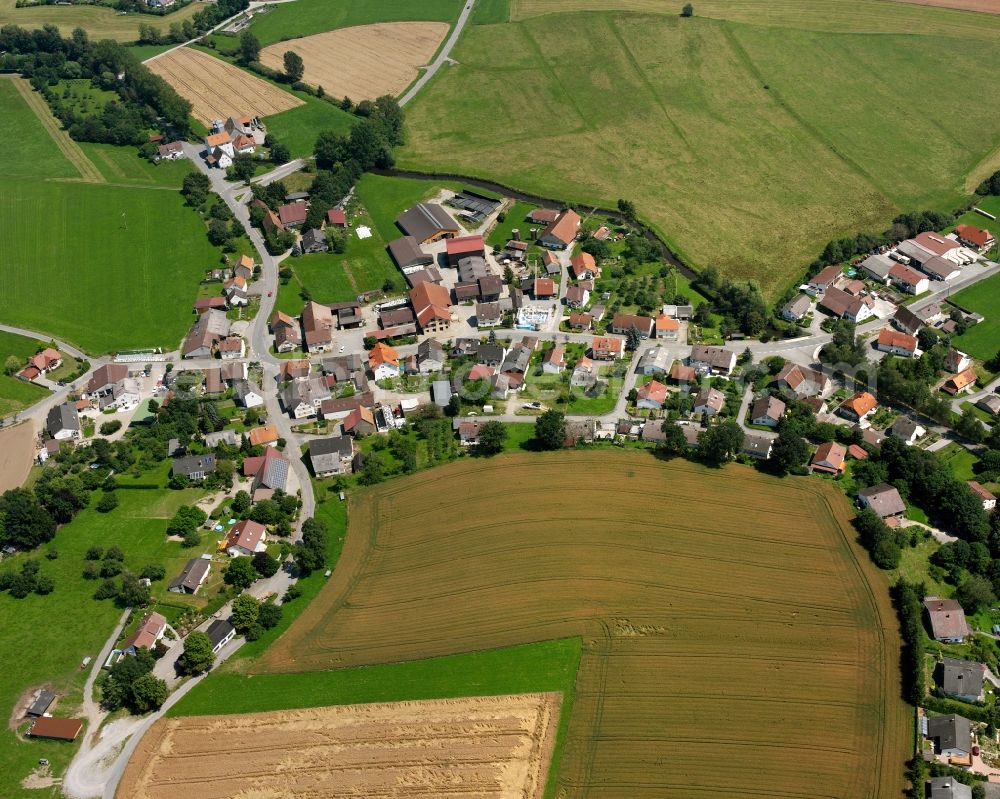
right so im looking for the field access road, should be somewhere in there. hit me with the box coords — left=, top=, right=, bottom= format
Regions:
left=398, top=0, right=475, bottom=107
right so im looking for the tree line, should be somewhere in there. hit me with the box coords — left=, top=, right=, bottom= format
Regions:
left=0, top=23, right=193, bottom=143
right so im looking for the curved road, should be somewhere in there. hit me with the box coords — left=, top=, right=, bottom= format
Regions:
left=398, top=0, right=475, bottom=107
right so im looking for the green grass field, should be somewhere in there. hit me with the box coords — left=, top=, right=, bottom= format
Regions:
left=0, top=179, right=222, bottom=353
left=400, top=2, right=1000, bottom=296
left=0, top=331, right=50, bottom=416
left=0, top=478, right=209, bottom=799
left=236, top=0, right=464, bottom=47
left=952, top=271, right=1000, bottom=361
left=0, top=81, right=223, bottom=353
left=0, top=79, right=82, bottom=180
left=263, top=93, right=356, bottom=160
left=78, top=142, right=193, bottom=187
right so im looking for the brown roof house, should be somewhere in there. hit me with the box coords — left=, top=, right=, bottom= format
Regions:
left=539, top=209, right=581, bottom=249
left=750, top=395, right=785, bottom=427
left=858, top=483, right=906, bottom=523
left=301, top=301, right=335, bottom=354
left=123, top=612, right=167, bottom=654
left=810, top=441, right=846, bottom=475
left=693, top=387, right=725, bottom=416
left=924, top=597, right=970, bottom=644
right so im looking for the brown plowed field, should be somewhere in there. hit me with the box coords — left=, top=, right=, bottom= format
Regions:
left=147, top=47, right=303, bottom=125
left=259, top=22, right=449, bottom=101
left=118, top=693, right=561, bottom=799
left=260, top=452, right=910, bottom=797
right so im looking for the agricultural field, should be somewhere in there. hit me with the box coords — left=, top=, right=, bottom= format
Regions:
left=951, top=271, right=1000, bottom=361
left=121, top=694, right=561, bottom=799
left=0, top=178, right=222, bottom=353
left=236, top=0, right=463, bottom=47
left=147, top=46, right=303, bottom=125
left=0, top=423, right=36, bottom=492
left=400, top=1, right=1000, bottom=296
left=256, top=452, right=909, bottom=797
left=0, top=478, right=210, bottom=799
left=0, top=74, right=223, bottom=353
left=0, top=331, right=50, bottom=417
left=0, top=0, right=201, bottom=41
left=259, top=22, right=448, bottom=101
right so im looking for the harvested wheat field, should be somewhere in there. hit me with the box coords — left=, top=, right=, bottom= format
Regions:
left=0, top=423, right=34, bottom=492
left=147, top=47, right=303, bottom=125
left=260, top=22, right=449, bottom=101
left=261, top=452, right=910, bottom=798
left=119, top=693, right=561, bottom=799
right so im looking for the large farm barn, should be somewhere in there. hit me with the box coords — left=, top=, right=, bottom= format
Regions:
left=259, top=452, right=909, bottom=798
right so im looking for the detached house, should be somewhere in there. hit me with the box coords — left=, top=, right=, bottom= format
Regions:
left=417, top=338, right=446, bottom=373
left=693, top=387, right=725, bottom=416
left=810, top=441, right=846, bottom=474
left=309, top=436, right=354, bottom=477
left=225, top=520, right=267, bottom=557
left=858, top=483, right=906, bottom=523
left=47, top=402, right=80, bottom=441
left=838, top=391, right=878, bottom=424
left=542, top=345, right=566, bottom=374
left=926, top=715, right=973, bottom=759
left=410, top=282, right=452, bottom=333
left=168, top=558, right=210, bottom=595
left=689, top=345, right=736, bottom=376
left=122, top=613, right=167, bottom=654
left=301, top=301, right=335, bottom=354
left=182, top=309, right=230, bottom=359
left=281, top=377, right=331, bottom=419
left=538, top=209, right=581, bottom=249
left=805, top=265, right=841, bottom=295
left=944, top=350, right=972, bottom=374
left=270, top=311, right=301, bottom=353
left=781, top=294, right=811, bottom=322
left=636, top=380, right=668, bottom=410
left=924, top=597, right=970, bottom=644
left=943, top=367, right=977, bottom=396
left=888, top=263, right=929, bottom=295
left=750, top=395, right=785, bottom=427
left=876, top=329, right=918, bottom=357
left=968, top=481, right=997, bottom=511
left=818, top=286, right=874, bottom=322
left=571, top=356, right=597, bottom=388
left=591, top=336, right=624, bottom=361
left=369, top=343, right=401, bottom=380
left=570, top=252, right=599, bottom=280
left=655, top=314, right=680, bottom=340
left=937, top=658, right=985, bottom=704
left=611, top=313, right=654, bottom=339
left=171, top=454, right=216, bottom=481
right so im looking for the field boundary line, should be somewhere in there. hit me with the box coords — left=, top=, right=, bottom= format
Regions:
left=606, top=15, right=692, bottom=150
left=718, top=24, right=889, bottom=198
left=6, top=76, right=104, bottom=184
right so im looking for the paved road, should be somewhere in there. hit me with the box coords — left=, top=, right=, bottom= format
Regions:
left=181, top=142, right=315, bottom=527
left=398, top=0, right=475, bottom=106
left=141, top=0, right=288, bottom=65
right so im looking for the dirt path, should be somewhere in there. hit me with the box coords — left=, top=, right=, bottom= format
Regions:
left=0, top=422, right=35, bottom=492
left=5, top=76, right=104, bottom=183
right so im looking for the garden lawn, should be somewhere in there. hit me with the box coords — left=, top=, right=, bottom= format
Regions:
left=935, top=442, right=980, bottom=481
left=0, top=179, right=220, bottom=353
left=400, top=4, right=1000, bottom=296
left=240, top=0, right=463, bottom=47
left=277, top=210, right=403, bottom=316
left=0, top=479, right=208, bottom=799
left=952, top=271, right=1000, bottom=361
left=487, top=200, right=538, bottom=247
left=0, top=331, right=50, bottom=416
